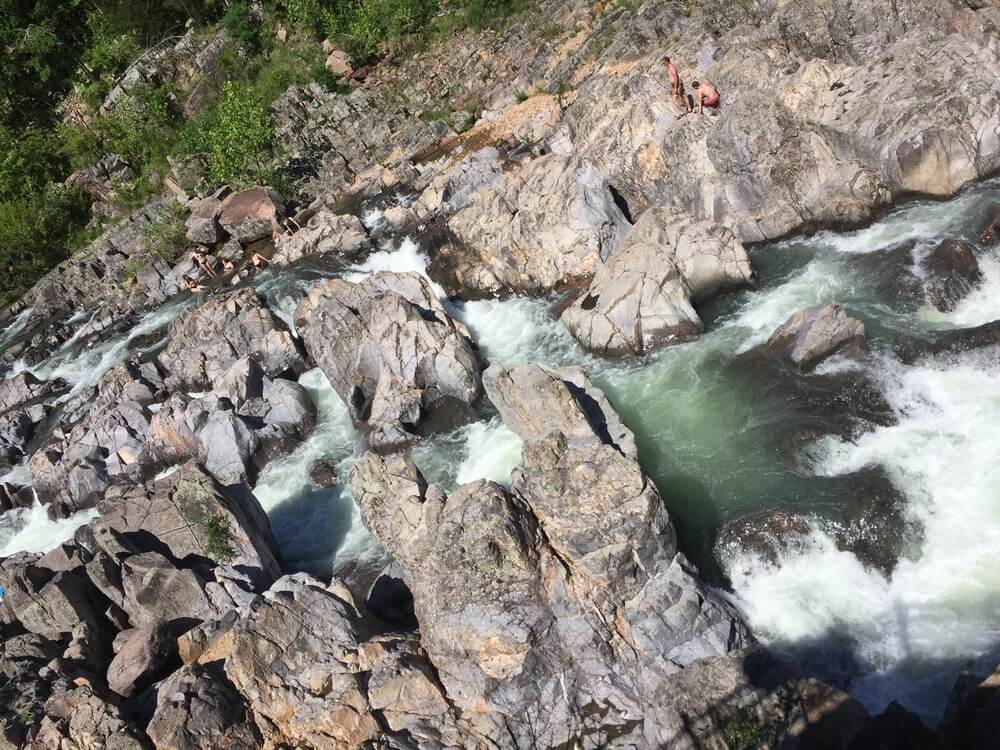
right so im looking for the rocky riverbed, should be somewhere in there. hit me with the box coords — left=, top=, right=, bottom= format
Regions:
left=1, top=0, right=1000, bottom=747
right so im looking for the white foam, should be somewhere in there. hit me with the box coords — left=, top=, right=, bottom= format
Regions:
left=31, top=295, right=196, bottom=398
left=808, top=187, right=995, bottom=256
left=456, top=296, right=586, bottom=368
left=254, top=369, right=382, bottom=575
left=725, top=350, right=1000, bottom=721
left=0, top=460, right=32, bottom=487
left=361, top=206, right=385, bottom=230
left=0, top=501, right=97, bottom=557
left=455, top=419, right=523, bottom=487
left=0, top=306, right=34, bottom=355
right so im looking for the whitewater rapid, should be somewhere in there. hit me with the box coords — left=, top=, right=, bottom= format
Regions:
left=0, top=180, right=998, bottom=722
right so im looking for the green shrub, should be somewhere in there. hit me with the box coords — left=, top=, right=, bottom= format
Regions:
left=205, top=81, right=275, bottom=187
left=222, top=0, right=269, bottom=52
left=0, top=127, right=67, bottom=201
left=101, top=84, right=182, bottom=169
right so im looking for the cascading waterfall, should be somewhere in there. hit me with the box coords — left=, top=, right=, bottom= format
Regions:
left=0, top=181, right=998, bottom=722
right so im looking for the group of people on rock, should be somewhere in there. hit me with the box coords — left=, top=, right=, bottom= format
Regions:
left=180, top=248, right=271, bottom=294
left=663, top=55, right=720, bottom=117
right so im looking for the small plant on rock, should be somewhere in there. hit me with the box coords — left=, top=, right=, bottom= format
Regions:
left=201, top=512, right=236, bottom=564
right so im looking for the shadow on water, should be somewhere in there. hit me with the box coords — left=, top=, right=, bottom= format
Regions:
left=265, top=482, right=356, bottom=578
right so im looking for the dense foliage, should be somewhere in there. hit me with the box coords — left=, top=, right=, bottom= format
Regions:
left=0, top=0, right=520, bottom=305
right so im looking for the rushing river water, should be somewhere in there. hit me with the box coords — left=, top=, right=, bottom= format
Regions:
left=1, top=178, right=999, bottom=723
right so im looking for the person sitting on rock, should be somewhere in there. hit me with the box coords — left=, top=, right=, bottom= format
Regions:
left=190, top=251, right=216, bottom=278
left=250, top=252, right=270, bottom=271
left=663, top=55, right=690, bottom=116
left=691, top=79, right=721, bottom=113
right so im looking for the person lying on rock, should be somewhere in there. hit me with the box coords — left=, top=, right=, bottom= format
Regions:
left=691, top=79, right=721, bottom=113
left=182, top=274, right=206, bottom=293
left=663, top=55, right=691, bottom=116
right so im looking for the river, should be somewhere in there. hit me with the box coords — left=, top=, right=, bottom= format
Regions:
left=1, top=178, right=998, bottom=723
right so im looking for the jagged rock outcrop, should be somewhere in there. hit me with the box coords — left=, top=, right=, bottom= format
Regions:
left=351, top=362, right=747, bottom=746
left=146, top=663, right=263, bottom=750
left=185, top=193, right=228, bottom=245
left=0, top=371, right=57, bottom=470
left=751, top=304, right=866, bottom=372
left=271, top=207, right=368, bottom=266
left=29, top=362, right=163, bottom=517
left=218, top=574, right=463, bottom=748
left=643, top=648, right=870, bottom=748
left=441, top=154, right=631, bottom=295
left=18, top=199, right=187, bottom=349
left=157, top=288, right=305, bottom=393
left=562, top=210, right=753, bottom=355
left=295, top=271, right=481, bottom=450
left=107, top=620, right=179, bottom=698
left=95, top=461, right=281, bottom=585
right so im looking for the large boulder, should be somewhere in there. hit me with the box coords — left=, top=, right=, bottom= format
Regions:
left=31, top=682, right=148, bottom=750
left=4, top=565, right=108, bottom=640
left=0, top=371, right=52, bottom=412
left=106, top=620, right=179, bottom=698
left=145, top=394, right=259, bottom=486
left=562, top=210, right=753, bottom=355
left=119, top=551, right=215, bottom=627
left=185, top=194, right=227, bottom=245
left=443, top=154, right=631, bottom=295
left=271, top=208, right=368, bottom=266
left=146, top=664, right=262, bottom=750
left=351, top=362, right=747, bottom=746
left=217, top=187, right=286, bottom=243
left=157, top=288, right=305, bottom=393
left=295, top=272, right=482, bottom=450
left=751, top=304, right=866, bottom=372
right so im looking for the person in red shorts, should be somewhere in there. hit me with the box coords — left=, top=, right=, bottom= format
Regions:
left=691, top=79, right=721, bottom=113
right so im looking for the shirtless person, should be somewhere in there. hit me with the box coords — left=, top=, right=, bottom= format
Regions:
left=663, top=56, right=690, bottom=116
left=690, top=79, right=721, bottom=113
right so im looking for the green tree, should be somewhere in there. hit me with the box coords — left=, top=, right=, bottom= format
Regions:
left=205, top=81, right=275, bottom=187
left=0, top=185, right=89, bottom=303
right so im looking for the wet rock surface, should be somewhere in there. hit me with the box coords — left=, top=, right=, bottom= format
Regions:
left=752, top=304, right=867, bottom=372
left=922, top=239, right=982, bottom=312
